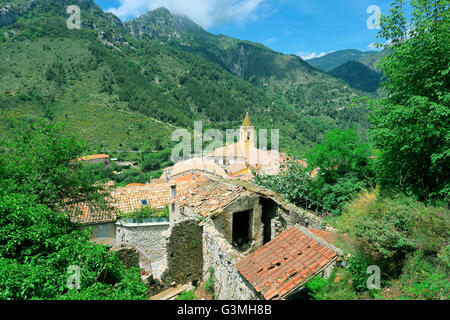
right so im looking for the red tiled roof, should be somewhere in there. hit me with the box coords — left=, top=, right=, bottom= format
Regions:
left=76, top=154, right=110, bottom=161
left=172, top=175, right=246, bottom=218
left=67, top=201, right=116, bottom=225
left=309, top=229, right=338, bottom=245
left=69, top=183, right=174, bottom=224
left=112, top=183, right=171, bottom=213
left=235, top=226, right=339, bottom=300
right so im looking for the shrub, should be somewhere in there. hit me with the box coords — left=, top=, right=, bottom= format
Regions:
left=204, top=267, right=215, bottom=299
left=400, top=251, right=450, bottom=300
left=305, top=269, right=358, bottom=300
left=176, top=289, right=195, bottom=301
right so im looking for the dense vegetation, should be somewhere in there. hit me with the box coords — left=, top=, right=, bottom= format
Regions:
left=255, top=128, right=375, bottom=216
left=370, top=0, right=450, bottom=201
left=0, top=0, right=448, bottom=301
left=328, top=61, right=382, bottom=93
left=0, top=121, right=148, bottom=300
left=0, top=0, right=372, bottom=160
left=256, top=0, right=449, bottom=300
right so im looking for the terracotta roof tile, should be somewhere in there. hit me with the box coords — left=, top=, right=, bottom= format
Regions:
left=69, top=183, right=174, bottom=224
left=309, top=229, right=339, bottom=245
left=235, top=227, right=339, bottom=300
left=171, top=175, right=247, bottom=218
left=76, top=154, right=110, bottom=161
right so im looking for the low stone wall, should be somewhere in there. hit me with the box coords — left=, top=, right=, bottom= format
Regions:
left=115, top=222, right=170, bottom=264
left=203, top=222, right=261, bottom=300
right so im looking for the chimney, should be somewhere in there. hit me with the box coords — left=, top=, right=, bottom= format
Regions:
left=170, top=183, right=177, bottom=200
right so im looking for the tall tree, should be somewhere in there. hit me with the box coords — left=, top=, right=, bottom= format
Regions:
left=0, top=120, right=109, bottom=210
left=370, top=0, right=450, bottom=200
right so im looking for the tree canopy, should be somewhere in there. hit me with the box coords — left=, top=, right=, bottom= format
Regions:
left=370, top=0, right=450, bottom=200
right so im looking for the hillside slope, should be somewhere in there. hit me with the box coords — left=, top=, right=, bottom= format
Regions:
left=328, top=61, right=382, bottom=93
left=0, top=1, right=370, bottom=157
left=307, top=48, right=391, bottom=72
left=125, top=8, right=370, bottom=144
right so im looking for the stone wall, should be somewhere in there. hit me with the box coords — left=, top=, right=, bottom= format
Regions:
left=160, top=218, right=203, bottom=286
left=115, top=222, right=170, bottom=264
left=213, top=194, right=264, bottom=253
left=203, top=223, right=261, bottom=300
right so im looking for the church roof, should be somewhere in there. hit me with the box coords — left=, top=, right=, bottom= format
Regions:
left=167, top=157, right=228, bottom=178
left=207, top=142, right=246, bottom=159
left=242, top=113, right=252, bottom=126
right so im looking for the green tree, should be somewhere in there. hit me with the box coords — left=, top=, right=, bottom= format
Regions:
left=370, top=0, right=450, bottom=200
left=0, top=120, right=108, bottom=210
left=254, top=128, right=375, bottom=215
left=306, top=128, right=375, bottom=184
left=0, top=120, right=148, bottom=300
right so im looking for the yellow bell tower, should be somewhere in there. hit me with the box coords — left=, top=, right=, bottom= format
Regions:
left=240, top=112, right=255, bottom=153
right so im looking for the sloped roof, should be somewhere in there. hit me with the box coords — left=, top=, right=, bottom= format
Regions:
left=171, top=174, right=302, bottom=219
left=172, top=175, right=247, bottom=218
left=67, top=201, right=116, bottom=225
left=69, top=182, right=176, bottom=224
left=167, top=157, right=228, bottom=178
left=235, top=226, right=341, bottom=300
left=76, top=154, right=110, bottom=161
left=207, top=142, right=246, bottom=159
left=112, top=183, right=171, bottom=213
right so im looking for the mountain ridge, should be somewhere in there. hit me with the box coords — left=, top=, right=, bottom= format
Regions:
left=306, top=48, right=392, bottom=72
left=0, top=1, right=371, bottom=157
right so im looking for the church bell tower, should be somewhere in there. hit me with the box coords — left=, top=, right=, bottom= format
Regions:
left=240, top=112, right=255, bottom=153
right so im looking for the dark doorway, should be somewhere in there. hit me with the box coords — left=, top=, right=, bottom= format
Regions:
left=232, top=210, right=251, bottom=249
left=260, top=198, right=278, bottom=244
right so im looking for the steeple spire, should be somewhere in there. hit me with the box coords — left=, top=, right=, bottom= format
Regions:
left=242, top=112, right=252, bottom=127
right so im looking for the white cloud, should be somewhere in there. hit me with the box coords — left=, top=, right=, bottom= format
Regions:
left=296, top=51, right=327, bottom=60
left=107, top=0, right=267, bottom=28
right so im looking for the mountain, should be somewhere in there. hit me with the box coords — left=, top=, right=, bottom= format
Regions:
left=358, top=47, right=392, bottom=71
left=0, top=1, right=370, bottom=159
left=125, top=8, right=317, bottom=84
left=307, top=49, right=370, bottom=72
left=306, top=48, right=391, bottom=93
left=307, top=48, right=391, bottom=72
left=328, top=61, right=382, bottom=93
left=125, top=8, right=371, bottom=142
left=125, top=7, right=204, bottom=44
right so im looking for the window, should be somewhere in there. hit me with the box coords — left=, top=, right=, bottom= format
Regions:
left=141, top=199, right=148, bottom=206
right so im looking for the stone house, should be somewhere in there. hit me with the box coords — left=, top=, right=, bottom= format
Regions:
left=68, top=173, right=344, bottom=299
left=166, top=174, right=343, bottom=300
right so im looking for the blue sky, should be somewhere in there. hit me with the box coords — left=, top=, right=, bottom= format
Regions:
left=94, top=0, right=395, bottom=59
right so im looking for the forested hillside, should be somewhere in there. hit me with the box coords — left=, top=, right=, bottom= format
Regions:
left=125, top=8, right=371, bottom=146
left=0, top=0, right=371, bottom=158
left=328, top=61, right=382, bottom=93
left=308, top=48, right=392, bottom=72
